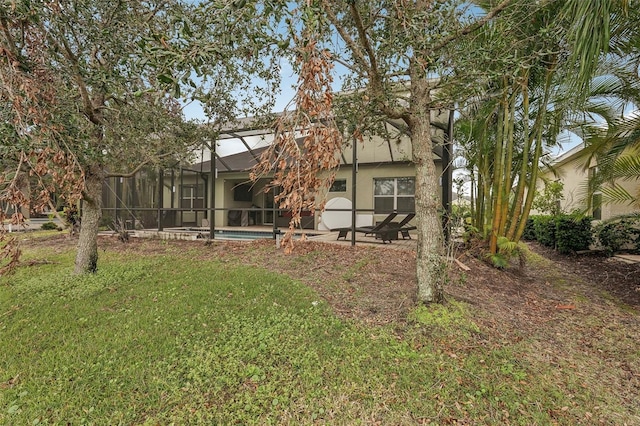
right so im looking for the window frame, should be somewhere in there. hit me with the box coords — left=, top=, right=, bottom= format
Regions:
left=592, top=192, right=602, bottom=220
left=373, top=177, right=416, bottom=214
left=329, top=179, right=347, bottom=192
left=180, top=184, right=204, bottom=211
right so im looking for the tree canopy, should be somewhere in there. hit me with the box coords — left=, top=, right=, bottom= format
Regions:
left=0, top=0, right=281, bottom=274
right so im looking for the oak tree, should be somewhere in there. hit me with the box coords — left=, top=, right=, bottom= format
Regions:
left=0, top=0, right=201, bottom=273
left=260, top=0, right=513, bottom=303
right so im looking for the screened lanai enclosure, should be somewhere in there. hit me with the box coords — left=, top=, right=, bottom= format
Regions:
left=99, top=109, right=454, bottom=241
left=101, top=167, right=208, bottom=230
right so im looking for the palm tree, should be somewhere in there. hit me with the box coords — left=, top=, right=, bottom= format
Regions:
left=574, top=3, right=640, bottom=209
left=457, top=0, right=637, bottom=257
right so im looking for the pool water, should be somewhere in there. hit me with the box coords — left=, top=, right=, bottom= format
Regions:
left=212, top=229, right=275, bottom=240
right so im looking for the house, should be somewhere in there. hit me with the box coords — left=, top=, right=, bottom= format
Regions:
left=100, top=109, right=453, bottom=233
left=539, top=143, right=640, bottom=220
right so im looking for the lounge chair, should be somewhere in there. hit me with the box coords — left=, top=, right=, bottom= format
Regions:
left=333, top=213, right=398, bottom=243
left=394, top=213, right=416, bottom=239
left=369, top=212, right=417, bottom=240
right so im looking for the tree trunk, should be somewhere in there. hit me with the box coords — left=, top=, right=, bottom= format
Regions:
left=410, top=84, right=445, bottom=303
left=507, top=72, right=530, bottom=240
left=74, top=170, right=103, bottom=274
left=489, top=86, right=507, bottom=254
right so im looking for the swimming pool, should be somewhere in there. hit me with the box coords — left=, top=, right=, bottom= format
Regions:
left=206, top=229, right=276, bottom=240
left=137, top=228, right=316, bottom=241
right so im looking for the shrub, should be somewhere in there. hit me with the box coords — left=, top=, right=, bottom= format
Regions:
left=530, top=214, right=592, bottom=253
left=595, top=214, right=640, bottom=256
left=555, top=214, right=592, bottom=254
left=40, top=221, right=61, bottom=231
left=522, top=217, right=537, bottom=241
left=99, top=215, right=113, bottom=230
left=533, top=215, right=556, bottom=248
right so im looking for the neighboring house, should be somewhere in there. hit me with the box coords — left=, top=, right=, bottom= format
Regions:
left=101, top=109, right=453, bottom=231
left=539, top=144, right=640, bottom=220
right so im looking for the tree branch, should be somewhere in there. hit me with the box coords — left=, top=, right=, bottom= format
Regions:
left=55, top=34, right=102, bottom=125
left=430, top=0, right=514, bottom=54
left=320, top=2, right=372, bottom=74
left=0, top=15, right=19, bottom=60
left=348, top=2, right=380, bottom=80
left=104, top=152, right=175, bottom=178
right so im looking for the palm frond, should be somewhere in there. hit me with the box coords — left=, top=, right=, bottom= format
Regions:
left=561, top=0, right=612, bottom=96
left=609, top=150, right=640, bottom=181
left=600, top=184, right=636, bottom=205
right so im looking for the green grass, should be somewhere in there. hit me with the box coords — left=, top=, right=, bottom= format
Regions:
left=0, top=241, right=633, bottom=424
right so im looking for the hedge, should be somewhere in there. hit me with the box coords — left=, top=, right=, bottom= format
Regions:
left=529, top=214, right=593, bottom=253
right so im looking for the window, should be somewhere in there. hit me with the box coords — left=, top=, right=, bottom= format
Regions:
left=374, top=177, right=415, bottom=213
left=329, top=179, right=347, bottom=192
left=180, top=185, right=204, bottom=210
left=592, top=193, right=602, bottom=220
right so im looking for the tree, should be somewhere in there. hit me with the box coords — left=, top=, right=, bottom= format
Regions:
left=255, top=1, right=517, bottom=303
left=456, top=0, right=630, bottom=257
left=1, top=0, right=280, bottom=274
left=457, top=0, right=585, bottom=254
left=532, top=181, right=565, bottom=216
left=577, top=3, right=640, bottom=208
left=0, top=0, right=200, bottom=274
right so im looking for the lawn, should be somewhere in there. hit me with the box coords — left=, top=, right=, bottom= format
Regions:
left=1, top=234, right=638, bottom=424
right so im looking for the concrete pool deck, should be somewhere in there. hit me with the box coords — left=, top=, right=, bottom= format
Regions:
left=103, top=225, right=418, bottom=250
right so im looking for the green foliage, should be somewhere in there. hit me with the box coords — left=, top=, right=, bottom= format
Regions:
left=532, top=214, right=593, bottom=253
left=532, top=181, right=565, bottom=216
left=533, top=215, right=557, bottom=248
left=595, top=214, right=640, bottom=256
left=99, top=215, right=113, bottom=229
left=462, top=224, right=482, bottom=245
left=40, top=221, right=60, bottom=231
left=451, top=204, right=471, bottom=224
left=409, top=301, right=480, bottom=338
left=489, top=252, right=510, bottom=269
left=487, top=237, right=526, bottom=269
left=522, top=217, right=537, bottom=241
left=555, top=214, right=593, bottom=254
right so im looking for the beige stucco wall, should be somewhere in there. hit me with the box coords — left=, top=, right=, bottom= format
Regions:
left=600, top=178, right=640, bottom=219
left=162, top=109, right=450, bottom=229
left=539, top=149, right=639, bottom=221
left=171, top=161, right=441, bottom=229
left=213, top=162, right=437, bottom=229
left=340, top=112, right=447, bottom=165
left=319, top=161, right=443, bottom=228
left=538, top=155, right=589, bottom=213
left=169, top=155, right=445, bottom=229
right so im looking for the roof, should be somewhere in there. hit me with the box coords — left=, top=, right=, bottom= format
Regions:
left=184, top=138, right=419, bottom=174
left=187, top=104, right=451, bottom=174
left=550, top=143, right=586, bottom=166
left=186, top=147, right=264, bottom=174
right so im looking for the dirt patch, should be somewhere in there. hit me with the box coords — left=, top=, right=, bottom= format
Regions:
left=527, top=242, right=640, bottom=307
left=16, top=234, right=640, bottom=325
